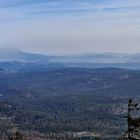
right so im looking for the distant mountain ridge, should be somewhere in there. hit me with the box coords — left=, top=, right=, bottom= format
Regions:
left=1, top=49, right=140, bottom=69
left=0, top=48, right=51, bottom=62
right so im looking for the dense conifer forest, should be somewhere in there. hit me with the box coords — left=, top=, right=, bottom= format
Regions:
left=1, top=67, right=140, bottom=139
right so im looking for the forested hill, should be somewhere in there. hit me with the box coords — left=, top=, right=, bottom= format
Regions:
left=1, top=67, right=140, bottom=97
left=0, top=67, right=140, bottom=139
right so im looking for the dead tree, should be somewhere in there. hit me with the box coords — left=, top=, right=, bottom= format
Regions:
left=119, top=99, right=140, bottom=140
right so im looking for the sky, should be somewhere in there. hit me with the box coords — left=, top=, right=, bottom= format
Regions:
left=0, top=0, right=140, bottom=55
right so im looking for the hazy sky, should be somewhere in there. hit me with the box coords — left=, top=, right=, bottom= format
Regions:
left=0, top=0, right=140, bottom=55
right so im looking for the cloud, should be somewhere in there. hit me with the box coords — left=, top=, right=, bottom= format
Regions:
left=0, top=0, right=140, bottom=20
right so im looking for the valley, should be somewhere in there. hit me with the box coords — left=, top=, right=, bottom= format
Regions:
left=0, top=65, right=140, bottom=139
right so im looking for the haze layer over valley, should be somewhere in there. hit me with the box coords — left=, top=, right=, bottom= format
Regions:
left=1, top=49, right=140, bottom=71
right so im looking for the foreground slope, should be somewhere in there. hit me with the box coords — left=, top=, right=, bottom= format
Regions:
left=1, top=67, right=140, bottom=139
